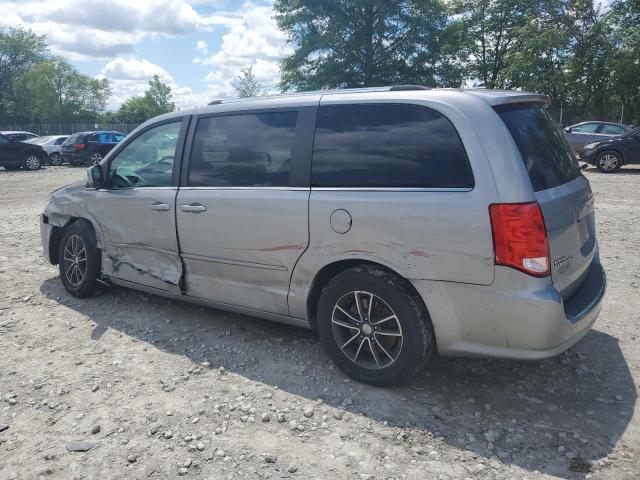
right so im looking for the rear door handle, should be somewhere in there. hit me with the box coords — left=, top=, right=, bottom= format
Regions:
left=181, top=203, right=207, bottom=213
left=148, top=202, right=171, bottom=211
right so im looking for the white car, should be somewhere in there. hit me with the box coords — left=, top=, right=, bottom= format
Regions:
left=26, top=135, right=69, bottom=165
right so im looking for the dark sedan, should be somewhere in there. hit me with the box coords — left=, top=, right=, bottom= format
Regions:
left=579, top=127, right=640, bottom=172
left=564, top=121, right=633, bottom=150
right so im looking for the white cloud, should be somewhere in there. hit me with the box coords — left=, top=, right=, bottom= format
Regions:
left=194, top=1, right=291, bottom=99
left=2, top=0, right=201, bottom=58
left=195, top=40, right=209, bottom=54
left=99, top=57, right=212, bottom=110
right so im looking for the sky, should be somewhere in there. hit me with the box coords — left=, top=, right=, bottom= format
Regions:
left=1, top=0, right=612, bottom=112
left=0, top=0, right=290, bottom=110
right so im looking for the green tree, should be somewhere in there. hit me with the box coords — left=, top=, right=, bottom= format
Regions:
left=233, top=65, right=266, bottom=97
left=116, top=75, right=175, bottom=123
left=452, top=0, right=544, bottom=88
left=0, top=27, right=48, bottom=119
left=274, top=0, right=462, bottom=90
left=16, top=57, right=111, bottom=123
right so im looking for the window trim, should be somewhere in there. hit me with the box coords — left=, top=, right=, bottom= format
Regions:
left=310, top=102, right=475, bottom=190
left=180, top=106, right=316, bottom=188
left=104, top=116, right=190, bottom=189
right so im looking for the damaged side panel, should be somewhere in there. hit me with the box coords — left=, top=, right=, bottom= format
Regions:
left=44, top=180, right=183, bottom=293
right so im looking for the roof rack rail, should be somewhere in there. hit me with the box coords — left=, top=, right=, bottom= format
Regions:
left=388, top=85, right=430, bottom=91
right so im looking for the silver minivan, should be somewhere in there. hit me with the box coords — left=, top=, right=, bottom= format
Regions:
left=40, top=87, right=606, bottom=386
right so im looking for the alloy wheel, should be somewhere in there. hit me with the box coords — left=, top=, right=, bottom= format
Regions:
left=331, top=290, right=403, bottom=369
left=50, top=153, right=62, bottom=166
left=62, top=234, right=87, bottom=287
left=599, top=154, right=618, bottom=171
left=90, top=152, right=102, bottom=165
left=24, top=155, right=41, bottom=170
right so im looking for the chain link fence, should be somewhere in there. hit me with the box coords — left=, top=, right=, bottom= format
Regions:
left=0, top=122, right=141, bottom=136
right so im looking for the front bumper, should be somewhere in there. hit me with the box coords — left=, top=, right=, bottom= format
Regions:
left=412, top=256, right=606, bottom=360
left=576, top=149, right=597, bottom=164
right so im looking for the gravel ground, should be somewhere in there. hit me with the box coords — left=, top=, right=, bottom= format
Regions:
left=0, top=165, right=638, bottom=480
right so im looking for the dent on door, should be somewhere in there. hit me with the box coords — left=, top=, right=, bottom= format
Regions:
left=45, top=182, right=184, bottom=289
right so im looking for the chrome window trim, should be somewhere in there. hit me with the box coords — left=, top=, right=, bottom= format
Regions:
left=96, top=186, right=178, bottom=192
left=178, top=186, right=309, bottom=191
left=311, top=187, right=473, bottom=192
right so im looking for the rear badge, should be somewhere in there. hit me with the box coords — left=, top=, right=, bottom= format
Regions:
left=553, top=256, right=573, bottom=274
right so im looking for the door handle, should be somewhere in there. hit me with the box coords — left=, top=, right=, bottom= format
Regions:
left=181, top=203, right=207, bottom=213
left=148, top=202, right=171, bottom=211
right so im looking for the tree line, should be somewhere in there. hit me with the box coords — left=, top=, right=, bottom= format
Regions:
left=0, top=28, right=176, bottom=127
left=273, top=0, right=639, bottom=125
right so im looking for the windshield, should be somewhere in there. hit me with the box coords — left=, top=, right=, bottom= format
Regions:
left=496, top=104, right=582, bottom=192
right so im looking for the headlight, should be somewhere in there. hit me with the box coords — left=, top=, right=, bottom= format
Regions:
left=584, top=142, right=600, bottom=149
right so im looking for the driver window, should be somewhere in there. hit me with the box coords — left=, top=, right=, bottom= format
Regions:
left=109, top=121, right=181, bottom=189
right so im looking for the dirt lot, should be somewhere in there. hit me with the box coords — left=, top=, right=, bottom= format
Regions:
left=0, top=166, right=638, bottom=480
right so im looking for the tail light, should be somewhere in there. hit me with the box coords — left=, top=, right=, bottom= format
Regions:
left=489, top=202, right=550, bottom=277
left=73, top=143, right=86, bottom=151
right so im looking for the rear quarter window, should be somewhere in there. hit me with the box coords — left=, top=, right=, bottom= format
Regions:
left=311, top=103, right=473, bottom=188
left=496, top=105, right=581, bottom=192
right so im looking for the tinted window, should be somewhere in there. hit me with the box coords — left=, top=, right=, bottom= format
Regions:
left=64, top=134, right=80, bottom=144
left=311, top=104, right=473, bottom=188
left=113, top=133, right=125, bottom=142
left=55, top=137, right=68, bottom=145
left=109, top=122, right=181, bottom=188
left=600, top=124, right=624, bottom=135
left=497, top=105, right=581, bottom=192
left=188, top=111, right=298, bottom=187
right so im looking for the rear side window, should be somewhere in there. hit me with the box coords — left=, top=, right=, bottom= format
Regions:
left=55, top=137, right=68, bottom=145
left=600, top=124, right=624, bottom=135
left=572, top=123, right=599, bottom=133
left=496, top=105, right=581, bottom=192
left=188, top=111, right=298, bottom=187
left=311, top=103, right=473, bottom=188
left=64, top=134, right=80, bottom=144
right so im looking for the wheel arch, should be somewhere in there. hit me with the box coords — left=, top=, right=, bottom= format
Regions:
left=596, top=147, right=626, bottom=164
left=305, top=259, right=431, bottom=333
left=49, top=217, right=93, bottom=265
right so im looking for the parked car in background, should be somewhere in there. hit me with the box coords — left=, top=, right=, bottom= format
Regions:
left=61, top=131, right=125, bottom=166
left=578, top=127, right=640, bottom=172
left=0, top=132, right=46, bottom=170
left=564, top=121, right=633, bottom=150
left=0, top=130, right=39, bottom=142
left=41, top=87, right=605, bottom=386
left=25, top=135, right=69, bottom=165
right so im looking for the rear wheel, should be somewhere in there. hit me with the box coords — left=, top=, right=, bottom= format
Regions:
left=49, top=153, right=62, bottom=166
left=22, top=153, right=42, bottom=170
left=316, top=265, right=435, bottom=386
left=89, top=152, right=103, bottom=165
left=58, top=221, right=100, bottom=298
left=595, top=150, right=622, bottom=173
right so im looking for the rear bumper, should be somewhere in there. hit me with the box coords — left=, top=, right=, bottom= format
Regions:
left=412, top=253, right=606, bottom=360
left=61, top=151, right=88, bottom=164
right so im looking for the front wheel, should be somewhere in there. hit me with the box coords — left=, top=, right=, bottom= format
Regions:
left=22, top=153, right=42, bottom=170
left=596, top=150, right=622, bottom=173
left=317, top=265, right=435, bottom=386
left=58, top=221, right=101, bottom=298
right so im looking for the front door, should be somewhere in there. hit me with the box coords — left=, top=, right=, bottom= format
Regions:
left=93, top=119, right=187, bottom=293
left=176, top=108, right=313, bottom=316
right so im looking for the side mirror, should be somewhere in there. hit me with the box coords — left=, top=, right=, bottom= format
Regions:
left=580, top=162, right=589, bottom=170
left=86, top=164, right=104, bottom=189
left=564, top=127, right=572, bottom=133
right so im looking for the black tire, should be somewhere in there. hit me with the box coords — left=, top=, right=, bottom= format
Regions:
left=22, top=152, right=42, bottom=170
left=595, top=150, right=623, bottom=173
left=49, top=153, right=62, bottom=166
left=316, top=265, right=435, bottom=386
left=58, top=220, right=101, bottom=298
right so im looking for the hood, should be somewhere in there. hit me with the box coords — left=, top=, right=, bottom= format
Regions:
left=49, top=179, right=86, bottom=197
